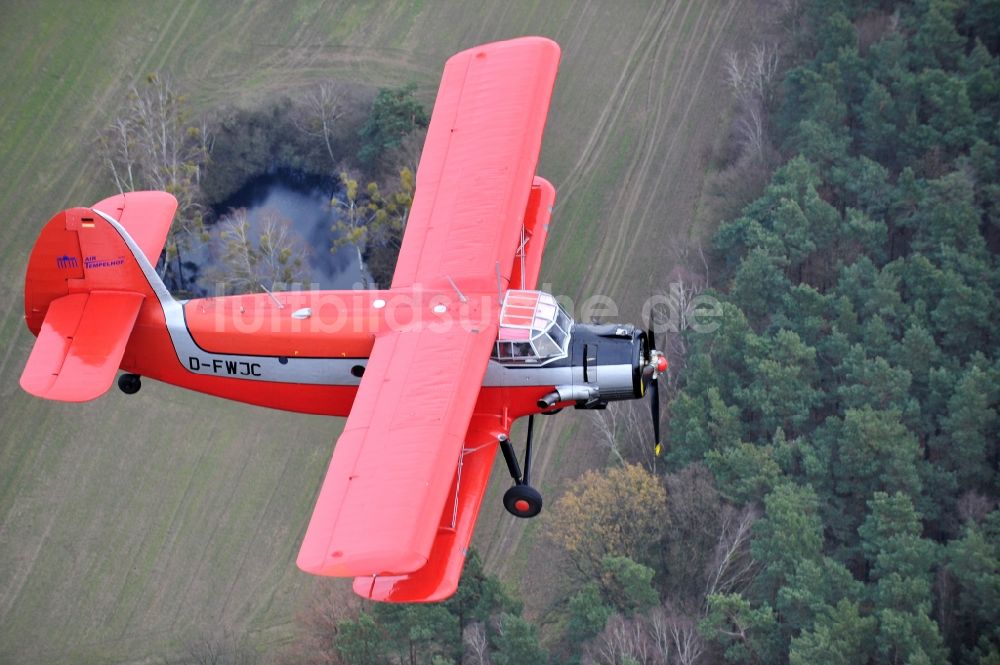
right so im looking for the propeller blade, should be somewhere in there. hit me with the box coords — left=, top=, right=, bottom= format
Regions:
left=651, top=374, right=662, bottom=456
left=645, top=327, right=664, bottom=457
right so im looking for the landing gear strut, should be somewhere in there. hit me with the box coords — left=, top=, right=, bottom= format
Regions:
left=118, top=373, right=141, bottom=395
left=500, top=415, right=543, bottom=518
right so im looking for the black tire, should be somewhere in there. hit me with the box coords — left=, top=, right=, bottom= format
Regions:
left=118, top=373, right=141, bottom=395
left=503, top=484, right=543, bottom=518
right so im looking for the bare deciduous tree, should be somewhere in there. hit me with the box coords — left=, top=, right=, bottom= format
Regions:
left=591, top=614, right=651, bottom=665
left=956, top=489, right=997, bottom=524
left=387, top=126, right=427, bottom=176
left=648, top=605, right=705, bottom=665
left=331, top=169, right=414, bottom=287
left=464, top=622, right=491, bottom=665
left=724, top=44, right=779, bottom=106
left=647, top=281, right=701, bottom=337
left=101, top=75, right=211, bottom=227
left=724, top=51, right=752, bottom=107
left=583, top=607, right=706, bottom=665
left=294, top=82, right=347, bottom=167
left=704, top=504, right=761, bottom=600
left=273, top=583, right=357, bottom=665
left=98, top=74, right=212, bottom=289
left=736, top=103, right=767, bottom=164
left=648, top=608, right=673, bottom=664
left=103, top=115, right=137, bottom=192
left=209, top=208, right=310, bottom=294
left=645, top=276, right=708, bottom=380
left=723, top=44, right=780, bottom=163
left=667, top=615, right=704, bottom=665
left=590, top=400, right=654, bottom=470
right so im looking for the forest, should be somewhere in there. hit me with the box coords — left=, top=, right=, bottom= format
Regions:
left=277, top=0, right=1000, bottom=663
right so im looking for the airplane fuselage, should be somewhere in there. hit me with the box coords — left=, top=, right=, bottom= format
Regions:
left=119, top=288, right=646, bottom=421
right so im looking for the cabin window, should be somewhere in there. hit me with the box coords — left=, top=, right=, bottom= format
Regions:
left=533, top=334, right=560, bottom=358
left=491, top=290, right=573, bottom=364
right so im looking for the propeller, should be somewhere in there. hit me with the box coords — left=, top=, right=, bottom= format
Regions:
left=643, top=327, right=668, bottom=457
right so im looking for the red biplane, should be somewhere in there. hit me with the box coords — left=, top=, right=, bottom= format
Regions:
left=20, top=37, right=667, bottom=602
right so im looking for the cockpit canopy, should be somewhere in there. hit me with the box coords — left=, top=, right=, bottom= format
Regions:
left=492, top=290, right=573, bottom=363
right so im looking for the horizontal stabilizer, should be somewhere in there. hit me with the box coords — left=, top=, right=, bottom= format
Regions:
left=20, top=291, right=144, bottom=402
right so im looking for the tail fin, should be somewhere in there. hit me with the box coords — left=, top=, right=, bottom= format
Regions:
left=21, top=192, right=177, bottom=401
left=91, top=191, right=177, bottom=265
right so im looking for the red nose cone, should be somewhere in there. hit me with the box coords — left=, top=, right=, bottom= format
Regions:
left=657, top=356, right=668, bottom=373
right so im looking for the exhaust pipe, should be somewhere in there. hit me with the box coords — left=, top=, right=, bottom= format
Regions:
left=537, top=385, right=596, bottom=409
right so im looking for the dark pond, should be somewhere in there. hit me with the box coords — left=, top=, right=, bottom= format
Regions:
left=216, top=171, right=371, bottom=290
left=165, top=171, right=371, bottom=297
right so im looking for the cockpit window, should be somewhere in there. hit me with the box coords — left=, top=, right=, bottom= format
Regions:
left=492, top=290, right=573, bottom=363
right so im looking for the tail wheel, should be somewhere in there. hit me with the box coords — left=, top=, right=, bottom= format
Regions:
left=503, top=484, right=543, bottom=518
left=118, top=373, right=141, bottom=395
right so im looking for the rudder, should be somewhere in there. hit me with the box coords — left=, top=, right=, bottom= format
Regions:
left=24, top=193, right=174, bottom=334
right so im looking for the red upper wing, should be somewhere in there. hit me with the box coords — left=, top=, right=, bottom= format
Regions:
left=297, top=37, right=560, bottom=582
left=391, top=36, right=561, bottom=292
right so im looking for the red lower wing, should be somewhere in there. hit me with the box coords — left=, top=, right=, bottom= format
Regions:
left=353, top=414, right=507, bottom=602
left=296, top=309, right=499, bottom=578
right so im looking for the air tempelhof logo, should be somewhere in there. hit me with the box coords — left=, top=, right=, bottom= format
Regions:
left=55, top=255, right=78, bottom=270
left=83, top=255, right=126, bottom=269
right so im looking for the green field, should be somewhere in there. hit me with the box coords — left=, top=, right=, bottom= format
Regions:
left=0, top=1, right=755, bottom=661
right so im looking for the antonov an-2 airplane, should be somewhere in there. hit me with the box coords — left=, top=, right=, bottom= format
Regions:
left=20, top=37, right=667, bottom=602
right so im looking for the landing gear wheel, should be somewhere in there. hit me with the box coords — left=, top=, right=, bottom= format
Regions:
left=118, top=373, right=141, bottom=395
left=503, top=485, right=543, bottom=518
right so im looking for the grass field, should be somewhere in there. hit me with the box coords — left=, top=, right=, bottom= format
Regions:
left=0, top=1, right=756, bottom=661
